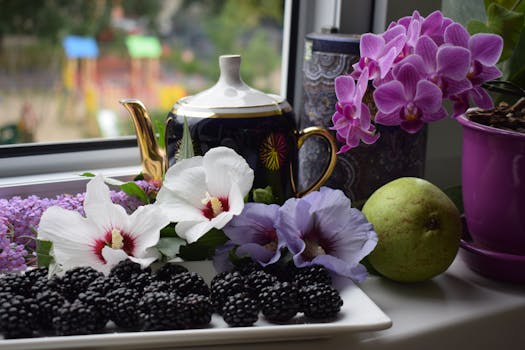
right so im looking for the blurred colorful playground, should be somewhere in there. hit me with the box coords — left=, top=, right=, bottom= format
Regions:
left=0, top=34, right=197, bottom=145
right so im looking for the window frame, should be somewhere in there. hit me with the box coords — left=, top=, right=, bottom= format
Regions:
left=0, top=0, right=332, bottom=180
left=1, top=0, right=460, bottom=194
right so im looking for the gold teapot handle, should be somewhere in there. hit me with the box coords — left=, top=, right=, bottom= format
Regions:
left=292, top=126, right=338, bottom=197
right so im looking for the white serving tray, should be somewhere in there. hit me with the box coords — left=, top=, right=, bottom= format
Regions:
left=0, top=276, right=391, bottom=350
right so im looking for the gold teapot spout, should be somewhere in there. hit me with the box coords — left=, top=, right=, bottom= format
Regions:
left=120, top=98, right=167, bottom=182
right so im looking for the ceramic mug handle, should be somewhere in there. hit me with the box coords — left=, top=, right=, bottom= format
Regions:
left=292, top=126, right=338, bottom=197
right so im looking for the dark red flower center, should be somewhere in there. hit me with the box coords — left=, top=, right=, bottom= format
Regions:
left=201, top=194, right=229, bottom=220
left=92, top=228, right=136, bottom=263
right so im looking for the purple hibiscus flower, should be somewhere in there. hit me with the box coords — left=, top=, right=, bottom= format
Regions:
left=331, top=68, right=379, bottom=153
left=275, top=187, right=378, bottom=282
left=222, top=202, right=283, bottom=266
left=373, top=61, right=447, bottom=133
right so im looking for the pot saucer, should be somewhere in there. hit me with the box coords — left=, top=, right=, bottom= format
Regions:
left=460, top=228, right=525, bottom=284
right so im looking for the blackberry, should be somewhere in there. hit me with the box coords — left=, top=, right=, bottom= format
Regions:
left=35, top=290, right=66, bottom=331
left=155, top=262, right=188, bottom=282
left=293, top=265, right=332, bottom=286
left=170, top=272, right=209, bottom=297
left=77, top=291, right=109, bottom=330
left=127, top=272, right=154, bottom=294
left=233, top=259, right=262, bottom=276
left=106, top=287, right=143, bottom=329
left=222, top=292, right=259, bottom=327
left=30, top=275, right=62, bottom=297
left=139, top=291, right=189, bottom=331
left=210, top=271, right=247, bottom=313
left=143, top=280, right=171, bottom=295
left=183, top=293, right=213, bottom=327
left=0, top=273, right=32, bottom=297
left=259, top=282, right=300, bottom=322
left=24, top=267, right=49, bottom=284
left=299, top=283, right=343, bottom=319
left=86, top=276, right=124, bottom=296
left=60, top=266, right=103, bottom=302
left=0, top=294, right=37, bottom=338
left=245, top=270, right=278, bottom=297
left=109, top=259, right=150, bottom=282
left=53, top=300, right=100, bottom=336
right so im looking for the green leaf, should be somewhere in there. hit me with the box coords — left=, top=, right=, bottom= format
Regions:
left=119, top=182, right=149, bottom=204
left=252, top=186, right=277, bottom=204
left=178, top=228, right=229, bottom=261
left=176, top=116, right=195, bottom=161
left=157, top=237, right=186, bottom=259
left=80, top=172, right=96, bottom=178
left=486, top=3, right=524, bottom=61
left=154, top=119, right=166, bottom=150
left=443, top=185, right=464, bottom=214
left=133, top=173, right=145, bottom=181
left=467, top=19, right=491, bottom=35
left=36, top=239, right=54, bottom=268
left=484, top=0, right=525, bottom=13
left=507, top=28, right=525, bottom=87
left=160, top=223, right=178, bottom=237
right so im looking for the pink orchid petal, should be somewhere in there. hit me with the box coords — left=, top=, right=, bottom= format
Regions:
left=421, top=10, right=443, bottom=36
left=414, top=80, right=443, bottom=113
left=378, top=46, right=399, bottom=79
left=335, top=75, right=356, bottom=103
left=472, top=86, right=494, bottom=109
left=360, top=33, right=384, bottom=59
left=358, top=104, right=372, bottom=129
left=474, top=65, right=502, bottom=85
left=422, top=107, right=448, bottom=123
left=373, top=80, right=406, bottom=113
left=437, top=46, right=471, bottom=80
left=415, top=35, right=437, bottom=69
left=395, top=63, right=420, bottom=99
left=375, top=110, right=402, bottom=126
left=382, top=24, right=406, bottom=42
left=469, top=33, right=503, bottom=66
left=355, top=67, right=370, bottom=101
left=444, top=23, right=469, bottom=47
left=443, top=77, right=472, bottom=97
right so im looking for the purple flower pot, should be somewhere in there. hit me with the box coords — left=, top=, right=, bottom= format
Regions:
left=457, top=114, right=525, bottom=256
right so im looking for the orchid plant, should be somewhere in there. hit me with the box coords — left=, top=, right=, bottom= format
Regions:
left=332, top=10, right=504, bottom=151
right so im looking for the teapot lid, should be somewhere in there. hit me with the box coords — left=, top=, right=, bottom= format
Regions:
left=173, top=55, right=290, bottom=118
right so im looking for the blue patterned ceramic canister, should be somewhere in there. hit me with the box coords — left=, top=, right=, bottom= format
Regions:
left=298, top=32, right=427, bottom=207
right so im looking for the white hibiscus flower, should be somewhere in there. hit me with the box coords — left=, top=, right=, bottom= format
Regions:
left=38, top=175, right=169, bottom=275
left=156, top=146, right=254, bottom=243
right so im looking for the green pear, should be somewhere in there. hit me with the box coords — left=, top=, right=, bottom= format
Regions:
left=362, top=177, right=461, bottom=282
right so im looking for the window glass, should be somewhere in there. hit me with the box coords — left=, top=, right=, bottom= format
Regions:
left=0, top=0, right=284, bottom=145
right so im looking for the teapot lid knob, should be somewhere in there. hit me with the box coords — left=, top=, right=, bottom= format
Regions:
left=219, top=55, right=243, bottom=87
left=176, top=53, right=286, bottom=109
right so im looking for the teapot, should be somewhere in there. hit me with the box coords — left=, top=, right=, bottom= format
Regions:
left=121, top=55, right=337, bottom=203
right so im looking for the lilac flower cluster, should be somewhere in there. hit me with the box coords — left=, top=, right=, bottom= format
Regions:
left=0, top=181, right=154, bottom=273
left=0, top=219, right=28, bottom=273
left=216, top=187, right=378, bottom=283
left=332, top=10, right=503, bottom=151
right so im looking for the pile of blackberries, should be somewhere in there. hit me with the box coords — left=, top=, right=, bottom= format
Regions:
left=0, top=260, right=343, bottom=339
left=212, top=262, right=344, bottom=327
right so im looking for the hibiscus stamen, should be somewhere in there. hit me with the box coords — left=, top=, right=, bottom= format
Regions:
left=93, top=228, right=136, bottom=263
left=111, top=228, right=124, bottom=250
left=201, top=192, right=229, bottom=219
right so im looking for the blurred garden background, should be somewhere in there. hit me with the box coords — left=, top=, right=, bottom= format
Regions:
left=0, top=0, right=284, bottom=144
